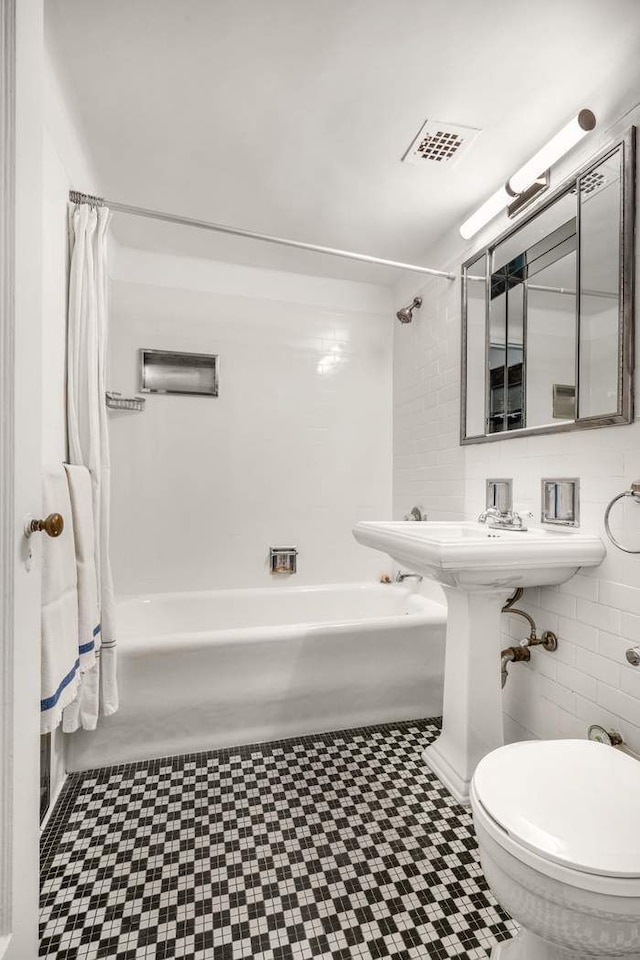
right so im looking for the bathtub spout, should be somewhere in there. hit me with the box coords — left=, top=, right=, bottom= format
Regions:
left=395, top=570, right=423, bottom=583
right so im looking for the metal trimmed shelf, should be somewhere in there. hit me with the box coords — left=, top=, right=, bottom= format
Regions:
left=105, top=391, right=146, bottom=412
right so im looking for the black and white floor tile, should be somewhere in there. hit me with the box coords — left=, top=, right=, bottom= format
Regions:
left=40, top=719, right=517, bottom=960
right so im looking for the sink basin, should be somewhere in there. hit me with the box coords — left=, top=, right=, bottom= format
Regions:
left=353, top=520, right=605, bottom=803
left=353, top=520, right=605, bottom=590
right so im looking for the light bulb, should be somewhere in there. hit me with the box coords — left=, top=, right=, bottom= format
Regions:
left=459, top=185, right=512, bottom=240
left=508, top=110, right=596, bottom=195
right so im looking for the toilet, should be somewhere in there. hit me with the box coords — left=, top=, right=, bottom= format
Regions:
left=470, top=739, right=640, bottom=960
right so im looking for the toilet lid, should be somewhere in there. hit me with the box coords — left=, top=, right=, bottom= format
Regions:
left=473, top=739, right=640, bottom=878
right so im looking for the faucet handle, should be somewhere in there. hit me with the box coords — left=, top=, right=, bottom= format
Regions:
left=404, top=505, right=427, bottom=521
left=509, top=509, right=534, bottom=529
left=507, top=511, right=525, bottom=529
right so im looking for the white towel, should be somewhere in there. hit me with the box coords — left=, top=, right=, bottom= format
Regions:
left=62, top=465, right=101, bottom=733
left=67, top=203, right=118, bottom=721
left=41, top=465, right=80, bottom=734
left=64, top=465, right=100, bottom=670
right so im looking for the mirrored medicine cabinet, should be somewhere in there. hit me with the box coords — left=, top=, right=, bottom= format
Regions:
left=461, top=129, right=635, bottom=444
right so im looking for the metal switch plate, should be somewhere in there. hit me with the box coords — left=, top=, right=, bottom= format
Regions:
left=486, top=478, right=513, bottom=514
left=269, top=547, right=297, bottom=575
left=541, top=478, right=580, bottom=527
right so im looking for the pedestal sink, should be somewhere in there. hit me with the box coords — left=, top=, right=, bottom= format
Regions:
left=353, top=521, right=605, bottom=804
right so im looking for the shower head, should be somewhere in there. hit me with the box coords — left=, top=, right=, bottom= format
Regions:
left=396, top=296, right=423, bottom=324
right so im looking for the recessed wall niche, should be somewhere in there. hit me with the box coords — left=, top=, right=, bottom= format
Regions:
left=139, top=349, right=219, bottom=397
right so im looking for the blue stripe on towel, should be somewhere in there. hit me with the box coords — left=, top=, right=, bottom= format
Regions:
left=41, top=659, right=80, bottom=712
left=78, top=625, right=101, bottom=656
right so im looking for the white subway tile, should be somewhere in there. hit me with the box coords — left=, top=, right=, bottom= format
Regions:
left=556, top=617, right=596, bottom=653
left=541, top=677, right=575, bottom=713
left=597, top=682, right=640, bottom=727
left=503, top=712, right=537, bottom=744
left=538, top=589, right=577, bottom=619
left=558, top=575, right=597, bottom=601
left=555, top=708, right=588, bottom=740
left=504, top=618, right=528, bottom=642
left=529, top=698, right=563, bottom=741
left=516, top=603, right=558, bottom=635
left=575, top=598, right=620, bottom=634
left=599, top=629, right=634, bottom=663
left=619, top=668, right=640, bottom=700
left=585, top=550, right=627, bottom=585
left=621, top=557, right=640, bottom=588
left=529, top=648, right=558, bottom=680
left=502, top=663, right=539, bottom=721
left=599, top=580, right=640, bottom=617
left=574, top=694, right=620, bottom=734
left=523, top=586, right=540, bottom=606
left=619, top=612, right=640, bottom=642
left=574, top=648, right=619, bottom=687
left=555, top=662, right=597, bottom=701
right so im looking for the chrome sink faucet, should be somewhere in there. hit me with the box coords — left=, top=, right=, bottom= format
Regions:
left=395, top=570, right=424, bottom=582
left=478, top=506, right=528, bottom=532
left=478, top=505, right=502, bottom=524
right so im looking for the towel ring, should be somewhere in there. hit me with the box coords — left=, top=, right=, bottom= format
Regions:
left=24, top=513, right=64, bottom=538
left=604, top=482, right=640, bottom=554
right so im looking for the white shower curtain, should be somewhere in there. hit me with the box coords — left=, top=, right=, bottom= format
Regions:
left=64, top=202, right=118, bottom=730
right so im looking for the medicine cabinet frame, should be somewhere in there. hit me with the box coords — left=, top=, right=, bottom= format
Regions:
left=460, top=128, right=636, bottom=445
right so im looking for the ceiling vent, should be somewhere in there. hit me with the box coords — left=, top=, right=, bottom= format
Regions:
left=402, top=119, right=481, bottom=167
left=571, top=170, right=608, bottom=198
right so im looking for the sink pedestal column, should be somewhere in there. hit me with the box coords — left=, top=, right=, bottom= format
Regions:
left=423, top=585, right=512, bottom=805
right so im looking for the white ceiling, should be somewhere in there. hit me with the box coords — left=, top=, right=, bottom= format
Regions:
left=46, top=0, right=640, bottom=285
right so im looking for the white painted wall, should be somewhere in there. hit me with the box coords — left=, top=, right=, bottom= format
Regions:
left=108, top=245, right=393, bottom=595
left=393, top=113, right=640, bottom=755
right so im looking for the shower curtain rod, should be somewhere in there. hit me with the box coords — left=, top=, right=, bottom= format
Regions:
left=467, top=274, right=616, bottom=300
left=68, top=191, right=455, bottom=280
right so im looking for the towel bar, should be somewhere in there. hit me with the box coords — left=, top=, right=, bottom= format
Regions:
left=25, top=513, right=64, bottom=538
left=604, top=481, right=640, bottom=553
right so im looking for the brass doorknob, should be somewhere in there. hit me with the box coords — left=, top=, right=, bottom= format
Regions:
left=26, top=513, right=64, bottom=538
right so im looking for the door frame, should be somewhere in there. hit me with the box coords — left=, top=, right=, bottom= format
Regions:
left=0, top=0, right=17, bottom=950
left=1, top=0, right=44, bottom=956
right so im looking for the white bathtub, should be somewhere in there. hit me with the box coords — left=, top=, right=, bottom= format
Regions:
left=66, top=581, right=447, bottom=771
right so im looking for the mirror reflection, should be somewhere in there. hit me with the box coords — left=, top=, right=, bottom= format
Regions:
left=579, top=150, right=622, bottom=417
left=461, top=138, right=631, bottom=443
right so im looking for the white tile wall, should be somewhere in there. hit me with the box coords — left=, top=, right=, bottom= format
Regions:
left=393, top=120, right=640, bottom=755
left=108, top=245, right=394, bottom=595
left=463, top=401, right=640, bottom=755
left=393, top=275, right=464, bottom=521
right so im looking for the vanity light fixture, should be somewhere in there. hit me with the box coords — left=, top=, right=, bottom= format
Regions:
left=460, top=109, right=596, bottom=240
left=459, top=186, right=513, bottom=241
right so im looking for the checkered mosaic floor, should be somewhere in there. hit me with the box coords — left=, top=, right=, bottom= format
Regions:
left=40, top=719, right=517, bottom=960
